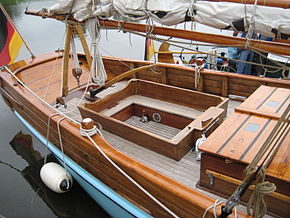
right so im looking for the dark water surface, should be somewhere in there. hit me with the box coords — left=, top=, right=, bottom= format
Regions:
left=0, top=0, right=141, bottom=217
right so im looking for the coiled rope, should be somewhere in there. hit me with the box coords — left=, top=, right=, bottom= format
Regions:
left=244, top=103, right=290, bottom=217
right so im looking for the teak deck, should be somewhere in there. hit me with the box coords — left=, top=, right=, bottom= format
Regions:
left=79, top=79, right=228, bottom=160
left=199, top=85, right=290, bottom=217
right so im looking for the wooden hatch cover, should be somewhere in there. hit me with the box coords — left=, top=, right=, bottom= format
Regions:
left=198, top=85, right=290, bottom=218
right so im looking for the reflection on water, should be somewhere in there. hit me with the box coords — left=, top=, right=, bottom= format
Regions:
left=2, top=131, right=110, bottom=218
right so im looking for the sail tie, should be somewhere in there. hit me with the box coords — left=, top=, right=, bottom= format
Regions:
left=244, top=0, right=258, bottom=49
left=188, top=0, right=197, bottom=18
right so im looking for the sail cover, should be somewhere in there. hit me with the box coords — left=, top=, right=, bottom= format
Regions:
left=48, top=0, right=290, bottom=39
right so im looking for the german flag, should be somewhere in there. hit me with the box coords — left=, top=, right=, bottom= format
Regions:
left=144, top=37, right=155, bottom=61
left=0, top=5, right=23, bottom=66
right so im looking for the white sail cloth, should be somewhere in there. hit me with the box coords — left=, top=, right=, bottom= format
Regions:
left=48, top=0, right=290, bottom=38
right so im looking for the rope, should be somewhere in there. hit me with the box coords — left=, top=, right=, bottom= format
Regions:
left=244, top=0, right=258, bottom=49
left=56, top=117, right=69, bottom=176
left=247, top=181, right=276, bottom=218
left=202, top=199, right=237, bottom=218
left=4, top=66, right=80, bottom=125
left=243, top=104, right=290, bottom=216
left=85, top=132, right=179, bottom=218
left=4, top=65, right=178, bottom=217
left=70, top=33, right=82, bottom=86
left=194, top=63, right=204, bottom=89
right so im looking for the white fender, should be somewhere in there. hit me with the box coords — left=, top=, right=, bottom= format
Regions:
left=40, top=162, right=73, bottom=193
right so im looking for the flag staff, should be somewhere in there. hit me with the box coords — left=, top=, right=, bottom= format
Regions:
left=0, top=3, right=35, bottom=58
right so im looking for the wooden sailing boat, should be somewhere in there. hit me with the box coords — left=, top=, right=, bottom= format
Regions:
left=0, top=1, right=289, bottom=217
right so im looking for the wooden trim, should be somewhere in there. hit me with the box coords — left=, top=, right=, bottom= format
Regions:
left=205, top=169, right=290, bottom=203
left=160, top=68, right=168, bottom=84
left=222, top=77, right=228, bottom=97
left=235, top=106, right=290, bottom=121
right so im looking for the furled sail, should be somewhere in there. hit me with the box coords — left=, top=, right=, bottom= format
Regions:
left=48, top=0, right=290, bottom=39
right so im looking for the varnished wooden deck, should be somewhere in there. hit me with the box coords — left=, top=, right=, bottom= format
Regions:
left=16, top=55, right=90, bottom=104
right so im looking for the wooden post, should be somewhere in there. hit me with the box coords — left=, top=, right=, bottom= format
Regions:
left=129, top=63, right=136, bottom=78
left=62, top=25, right=73, bottom=97
left=222, top=77, right=228, bottom=97
left=74, top=24, right=92, bottom=69
left=160, top=68, right=168, bottom=84
left=196, top=75, right=204, bottom=92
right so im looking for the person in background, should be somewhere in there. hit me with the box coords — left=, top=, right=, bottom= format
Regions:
left=216, top=52, right=226, bottom=70
left=227, top=32, right=238, bottom=72
left=252, top=34, right=273, bottom=76
left=182, top=56, right=188, bottom=64
left=189, top=55, right=196, bottom=65
left=236, top=31, right=257, bottom=75
left=228, top=47, right=238, bottom=72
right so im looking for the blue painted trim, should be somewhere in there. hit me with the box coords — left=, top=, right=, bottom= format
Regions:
left=14, top=111, right=151, bottom=218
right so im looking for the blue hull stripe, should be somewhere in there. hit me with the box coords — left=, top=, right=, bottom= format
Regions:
left=14, top=111, right=152, bottom=218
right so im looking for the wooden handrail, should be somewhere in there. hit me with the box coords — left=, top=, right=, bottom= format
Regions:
left=205, top=169, right=290, bottom=202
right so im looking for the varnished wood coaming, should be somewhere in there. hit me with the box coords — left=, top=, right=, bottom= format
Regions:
left=13, top=52, right=290, bottom=103
left=0, top=71, right=249, bottom=217
left=101, top=56, right=290, bottom=98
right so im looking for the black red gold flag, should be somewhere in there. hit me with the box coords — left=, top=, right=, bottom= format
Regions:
left=0, top=5, right=22, bottom=66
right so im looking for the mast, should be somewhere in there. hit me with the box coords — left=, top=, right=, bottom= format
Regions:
left=25, top=10, right=290, bottom=57
left=204, top=0, right=290, bottom=9
left=61, top=23, right=92, bottom=97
